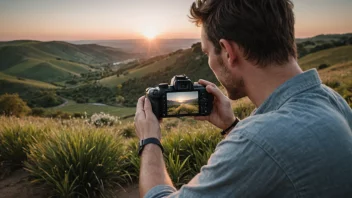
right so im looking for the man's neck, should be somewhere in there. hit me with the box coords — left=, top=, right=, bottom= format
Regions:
left=244, top=58, right=303, bottom=107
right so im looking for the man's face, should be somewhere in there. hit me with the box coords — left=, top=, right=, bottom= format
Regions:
left=200, top=27, right=246, bottom=100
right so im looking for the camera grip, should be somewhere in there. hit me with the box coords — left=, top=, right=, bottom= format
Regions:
left=146, top=89, right=162, bottom=119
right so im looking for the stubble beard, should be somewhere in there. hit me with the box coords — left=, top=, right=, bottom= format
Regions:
left=216, top=56, right=247, bottom=100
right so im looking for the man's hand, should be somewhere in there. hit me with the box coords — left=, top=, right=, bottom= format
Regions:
left=134, top=96, right=161, bottom=140
left=195, top=79, right=236, bottom=130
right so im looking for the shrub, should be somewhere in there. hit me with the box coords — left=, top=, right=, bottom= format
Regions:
left=0, top=125, right=46, bottom=170
left=89, top=112, right=120, bottom=127
left=0, top=93, right=31, bottom=117
left=124, top=139, right=140, bottom=181
left=124, top=123, right=221, bottom=188
left=161, top=130, right=221, bottom=188
left=29, top=91, right=64, bottom=108
left=165, top=150, right=191, bottom=188
left=49, top=110, right=72, bottom=119
left=25, top=129, right=131, bottom=197
left=119, top=122, right=136, bottom=138
left=72, top=112, right=85, bottom=119
left=31, top=107, right=46, bottom=117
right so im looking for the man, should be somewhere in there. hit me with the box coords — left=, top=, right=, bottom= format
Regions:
left=134, top=0, right=352, bottom=197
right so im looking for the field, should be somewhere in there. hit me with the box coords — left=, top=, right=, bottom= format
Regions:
left=299, top=45, right=352, bottom=70
left=48, top=99, right=136, bottom=117
left=0, top=116, right=223, bottom=197
left=0, top=72, right=57, bottom=89
left=167, top=103, right=199, bottom=115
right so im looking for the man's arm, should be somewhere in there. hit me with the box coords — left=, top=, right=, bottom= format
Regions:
left=134, top=96, right=175, bottom=197
left=144, top=129, right=293, bottom=198
left=139, top=144, right=174, bottom=197
left=134, top=80, right=237, bottom=197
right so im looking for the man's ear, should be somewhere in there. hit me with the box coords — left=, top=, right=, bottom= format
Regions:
left=219, top=39, right=237, bottom=66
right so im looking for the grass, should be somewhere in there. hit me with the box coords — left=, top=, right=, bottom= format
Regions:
left=0, top=72, right=57, bottom=89
left=25, top=127, right=130, bottom=197
left=299, top=45, right=352, bottom=71
left=0, top=116, right=221, bottom=197
left=47, top=99, right=136, bottom=117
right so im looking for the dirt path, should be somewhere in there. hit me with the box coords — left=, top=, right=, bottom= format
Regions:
left=0, top=169, right=140, bottom=198
left=50, top=96, right=69, bottom=108
left=0, top=170, right=49, bottom=198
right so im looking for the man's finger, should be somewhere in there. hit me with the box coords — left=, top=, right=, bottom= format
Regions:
left=206, top=85, right=227, bottom=103
left=144, top=97, right=156, bottom=119
left=136, top=96, right=146, bottom=118
left=198, top=79, right=216, bottom=87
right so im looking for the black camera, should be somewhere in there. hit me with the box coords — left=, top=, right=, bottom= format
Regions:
left=146, top=75, right=213, bottom=118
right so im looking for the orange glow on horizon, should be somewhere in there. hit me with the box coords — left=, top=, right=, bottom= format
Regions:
left=142, top=27, right=159, bottom=40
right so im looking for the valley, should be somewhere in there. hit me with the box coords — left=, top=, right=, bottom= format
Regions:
left=0, top=34, right=351, bottom=118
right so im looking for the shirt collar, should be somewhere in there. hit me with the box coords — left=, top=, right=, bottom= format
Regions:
left=253, top=69, right=322, bottom=115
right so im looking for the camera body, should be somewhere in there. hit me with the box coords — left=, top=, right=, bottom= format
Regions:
left=146, top=75, right=213, bottom=119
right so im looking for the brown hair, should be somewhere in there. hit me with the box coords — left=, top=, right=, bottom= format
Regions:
left=190, top=0, right=297, bottom=66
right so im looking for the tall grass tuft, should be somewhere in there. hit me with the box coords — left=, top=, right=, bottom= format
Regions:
left=0, top=125, right=46, bottom=170
left=25, top=128, right=131, bottom=197
left=124, top=121, right=222, bottom=188
left=232, top=98, right=256, bottom=119
left=161, top=122, right=222, bottom=187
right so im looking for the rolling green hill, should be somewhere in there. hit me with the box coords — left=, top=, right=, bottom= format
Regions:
left=99, top=50, right=185, bottom=87
left=296, top=33, right=352, bottom=43
left=0, top=41, right=134, bottom=82
left=299, top=45, right=352, bottom=70
left=1, top=34, right=351, bottom=115
left=0, top=72, right=57, bottom=89
left=103, top=41, right=352, bottom=107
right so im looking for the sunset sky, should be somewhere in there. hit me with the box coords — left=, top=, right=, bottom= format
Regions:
left=0, top=0, right=351, bottom=41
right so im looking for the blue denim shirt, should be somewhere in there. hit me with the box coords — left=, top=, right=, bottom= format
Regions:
left=145, top=69, right=352, bottom=198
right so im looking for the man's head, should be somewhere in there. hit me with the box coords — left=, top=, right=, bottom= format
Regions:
left=190, top=0, right=297, bottom=100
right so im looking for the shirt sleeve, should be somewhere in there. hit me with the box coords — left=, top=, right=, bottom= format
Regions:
left=145, top=130, right=291, bottom=198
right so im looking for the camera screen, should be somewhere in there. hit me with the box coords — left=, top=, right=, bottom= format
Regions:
left=166, top=91, right=199, bottom=116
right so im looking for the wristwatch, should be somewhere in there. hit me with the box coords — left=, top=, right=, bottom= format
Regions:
left=138, top=138, right=164, bottom=156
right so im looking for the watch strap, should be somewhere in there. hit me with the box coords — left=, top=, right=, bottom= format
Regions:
left=220, top=118, right=240, bottom=136
left=138, top=138, right=164, bottom=156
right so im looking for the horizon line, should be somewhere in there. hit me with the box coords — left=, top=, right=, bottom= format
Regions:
left=1, top=32, right=351, bottom=43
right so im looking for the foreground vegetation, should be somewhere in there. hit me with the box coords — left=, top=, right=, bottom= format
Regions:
left=0, top=115, right=228, bottom=197
left=0, top=34, right=351, bottom=197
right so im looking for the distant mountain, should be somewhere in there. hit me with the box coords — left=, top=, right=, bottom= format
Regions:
left=0, top=40, right=134, bottom=82
left=296, top=33, right=352, bottom=43
left=69, top=39, right=200, bottom=57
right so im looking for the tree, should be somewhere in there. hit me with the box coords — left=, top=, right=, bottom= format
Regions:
left=0, top=93, right=31, bottom=117
left=116, top=95, right=125, bottom=104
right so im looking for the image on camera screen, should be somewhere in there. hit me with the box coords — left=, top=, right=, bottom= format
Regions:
left=166, top=91, right=199, bottom=116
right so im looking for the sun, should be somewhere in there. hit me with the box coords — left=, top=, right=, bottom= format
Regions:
left=142, top=27, right=158, bottom=40
left=177, top=97, right=185, bottom=103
